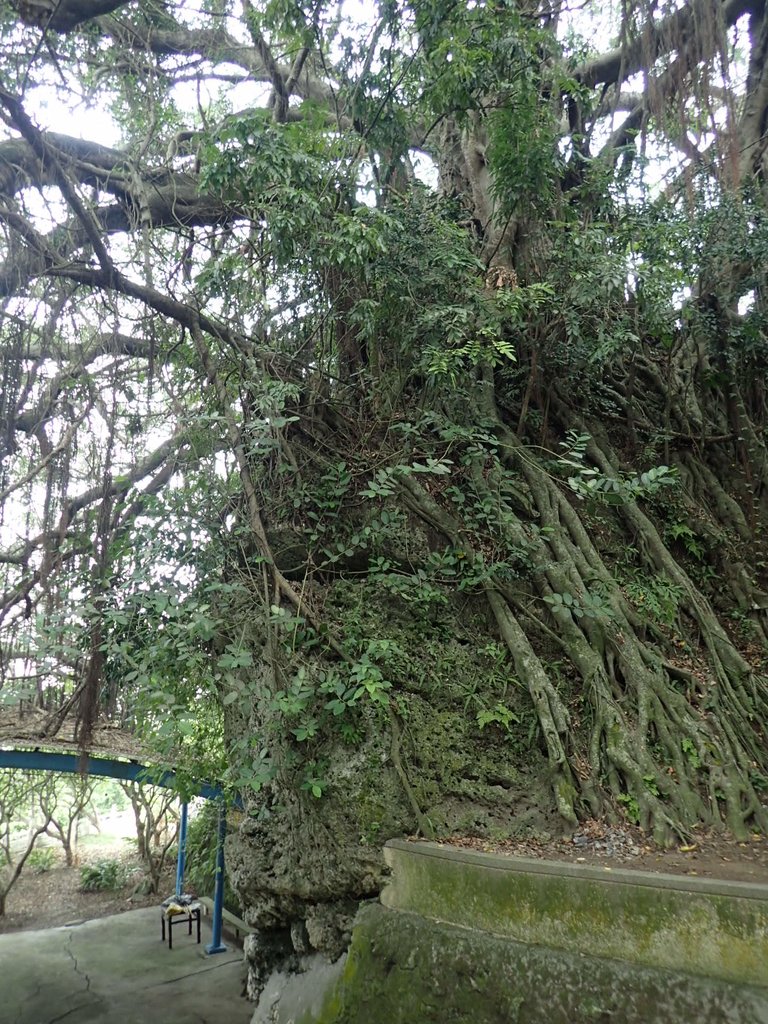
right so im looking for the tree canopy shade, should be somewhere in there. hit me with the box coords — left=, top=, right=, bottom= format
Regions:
left=1, top=0, right=768, bottom=999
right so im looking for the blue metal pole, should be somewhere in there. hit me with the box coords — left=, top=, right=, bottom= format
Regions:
left=175, top=802, right=188, bottom=898
left=205, top=802, right=227, bottom=954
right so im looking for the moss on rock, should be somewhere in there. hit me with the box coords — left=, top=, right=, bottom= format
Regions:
left=302, top=903, right=768, bottom=1024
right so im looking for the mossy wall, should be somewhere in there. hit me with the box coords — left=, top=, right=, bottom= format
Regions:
left=253, top=839, right=768, bottom=1023
left=303, top=903, right=768, bottom=1024
left=382, top=840, right=768, bottom=987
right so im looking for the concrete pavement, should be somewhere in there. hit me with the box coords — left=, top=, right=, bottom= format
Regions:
left=0, top=907, right=251, bottom=1024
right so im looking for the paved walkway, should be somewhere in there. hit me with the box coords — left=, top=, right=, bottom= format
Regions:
left=0, top=907, right=251, bottom=1024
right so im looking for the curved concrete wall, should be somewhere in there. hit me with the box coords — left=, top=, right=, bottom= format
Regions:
left=382, top=839, right=768, bottom=987
left=253, top=839, right=768, bottom=1023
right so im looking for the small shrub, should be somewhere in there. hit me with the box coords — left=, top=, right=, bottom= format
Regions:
left=79, top=859, right=126, bottom=892
left=27, top=847, right=57, bottom=874
left=184, top=804, right=240, bottom=914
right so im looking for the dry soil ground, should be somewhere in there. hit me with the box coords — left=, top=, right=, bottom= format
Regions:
left=0, top=837, right=175, bottom=933
left=442, top=819, right=768, bottom=882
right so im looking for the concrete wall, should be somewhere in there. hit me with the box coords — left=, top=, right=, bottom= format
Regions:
left=382, top=839, right=768, bottom=987
left=304, top=901, right=768, bottom=1024
left=254, top=840, right=768, bottom=1023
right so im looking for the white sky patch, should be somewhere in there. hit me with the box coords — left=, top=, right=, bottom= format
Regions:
left=28, top=87, right=122, bottom=147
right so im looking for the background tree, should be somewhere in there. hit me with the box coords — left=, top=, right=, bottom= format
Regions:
left=0, top=0, right=767, bottom=999
left=39, top=773, right=96, bottom=866
left=119, top=782, right=179, bottom=894
left=0, top=770, right=55, bottom=915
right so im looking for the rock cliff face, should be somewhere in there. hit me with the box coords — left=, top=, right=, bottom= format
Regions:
left=221, top=589, right=560, bottom=1002
left=232, top=840, right=768, bottom=1023
left=216, top=405, right=768, bottom=1006
left=226, top=744, right=557, bottom=999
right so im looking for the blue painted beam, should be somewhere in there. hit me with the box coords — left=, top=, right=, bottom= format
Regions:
left=0, top=748, right=224, bottom=802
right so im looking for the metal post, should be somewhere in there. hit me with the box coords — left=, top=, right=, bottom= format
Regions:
left=175, top=801, right=188, bottom=898
left=205, top=801, right=227, bottom=954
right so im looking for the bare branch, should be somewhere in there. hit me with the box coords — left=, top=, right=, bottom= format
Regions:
left=242, top=0, right=290, bottom=121
left=0, top=430, right=189, bottom=568
left=0, top=410, right=90, bottom=505
left=100, top=15, right=336, bottom=107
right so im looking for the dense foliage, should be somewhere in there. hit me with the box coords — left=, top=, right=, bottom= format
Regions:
left=1, top=0, right=768, bottom=989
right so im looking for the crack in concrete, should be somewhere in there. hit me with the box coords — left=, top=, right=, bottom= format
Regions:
left=64, top=932, right=92, bottom=994
left=13, top=982, right=42, bottom=1024
left=47, top=1001, right=97, bottom=1024
left=5, top=910, right=250, bottom=1024
left=146, top=958, right=243, bottom=988
left=17, top=980, right=42, bottom=1013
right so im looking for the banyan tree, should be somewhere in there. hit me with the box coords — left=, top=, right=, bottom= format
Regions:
left=0, top=0, right=767, bottom=997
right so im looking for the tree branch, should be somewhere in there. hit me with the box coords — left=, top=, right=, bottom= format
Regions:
left=11, top=0, right=130, bottom=32
left=100, top=15, right=336, bottom=107
left=0, top=89, right=115, bottom=279
left=574, top=0, right=758, bottom=89
left=0, top=430, right=189, bottom=568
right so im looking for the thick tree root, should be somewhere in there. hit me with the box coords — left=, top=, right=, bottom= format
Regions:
left=433, top=382, right=768, bottom=841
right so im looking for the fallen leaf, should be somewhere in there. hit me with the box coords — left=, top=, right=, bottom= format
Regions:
left=679, top=844, right=697, bottom=853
